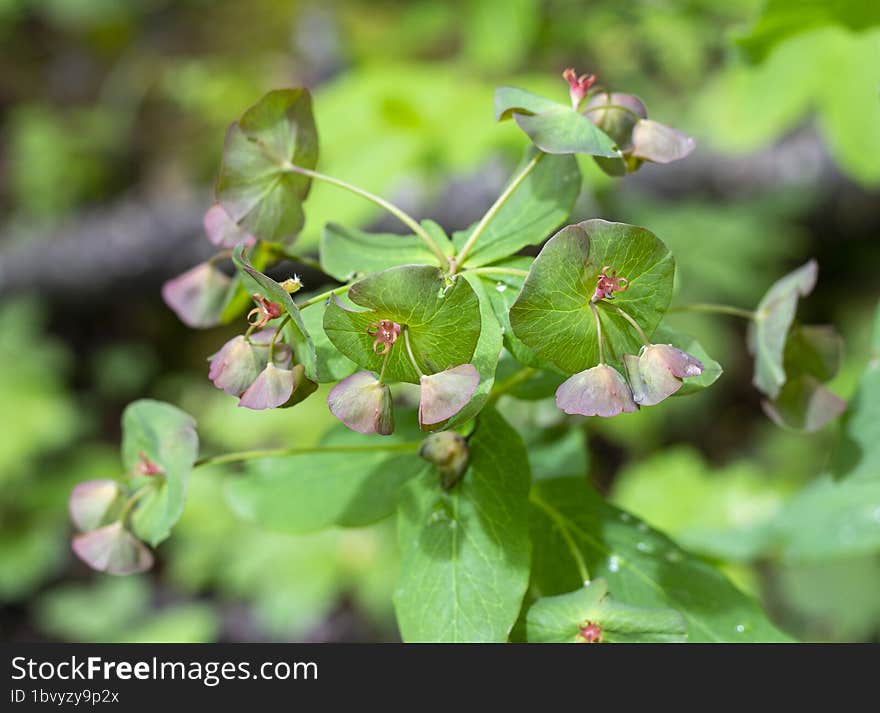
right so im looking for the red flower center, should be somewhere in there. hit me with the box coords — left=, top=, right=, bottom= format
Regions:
left=592, top=266, right=629, bottom=303
left=367, top=319, right=402, bottom=355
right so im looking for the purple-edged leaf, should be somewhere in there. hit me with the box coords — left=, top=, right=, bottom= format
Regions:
left=762, top=376, right=846, bottom=432
left=71, top=522, right=153, bottom=575
left=327, top=371, right=394, bottom=435
left=208, top=335, right=265, bottom=397
left=556, top=364, right=638, bottom=417
left=748, top=260, right=818, bottom=399
left=418, top=364, right=480, bottom=430
left=216, top=89, right=318, bottom=245
left=203, top=202, right=256, bottom=248
left=762, top=323, right=846, bottom=432
left=631, top=120, right=696, bottom=164
left=238, top=363, right=295, bottom=410
left=629, top=344, right=704, bottom=406
left=161, top=262, right=232, bottom=329
left=69, top=480, right=122, bottom=532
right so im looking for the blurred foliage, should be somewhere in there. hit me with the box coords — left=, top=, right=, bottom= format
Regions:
left=1, top=0, right=879, bottom=642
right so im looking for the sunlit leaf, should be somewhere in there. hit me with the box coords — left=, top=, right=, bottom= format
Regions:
left=526, top=578, right=687, bottom=643
left=510, top=220, right=674, bottom=374
left=216, top=88, right=318, bottom=245
left=394, top=409, right=530, bottom=642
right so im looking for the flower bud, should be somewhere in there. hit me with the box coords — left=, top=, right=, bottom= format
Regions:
left=327, top=371, right=395, bottom=435
left=419, top=431, right=470, bottom=490
left=585, top=92, right=647, bottom=153
left=280, top=276, right=303, bottom=294
left=418, top=364, right=480, bottom=430
left=203, top=203, right=256, bottom=248
left=162, top=262, right=232, bottom=329
left=69, top=480, right=122, bottom=532
left=71, top=522, right=154, bottom=575
left=627, top=344, right=704, bottom=406
left=238, top=363, right=298, bottom=410
left=208, top=335, right=264, bottom=396
left=555, top=364, right=638, bottom=417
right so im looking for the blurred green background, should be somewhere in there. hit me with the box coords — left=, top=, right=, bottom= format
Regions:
left=1, top=0, right=878, bottom=643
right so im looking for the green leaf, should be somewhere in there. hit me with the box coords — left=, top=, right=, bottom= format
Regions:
left=394, top=409, right=531, bottom=642
left=529, top=476, right=792, bottom=642
left=526, top=578, right=687, bottom=643
left=121, top=400, right=198, bottom=547
left=652, top=324, right=723, bottom=396
left=494, top=86, right=620, bottom=158
left=736, top=0, right=880, bottom=63
left=769, top=475, right=880, bottom=562
left=232, top=244, right=317, bottom=380
left=225, top=426, right=424, bottom=533
left=299, top=300, right=357, bottom=383
left=452, top=149, right=581, bottom=268
left=510, top=220, right=675, bottom=374
left=611, top=448, right=788, bottom=562
left=514, top=107, right=621, bottom=157
left=494, top=86, right=562, bottom=120
left=832, top=307, right=880, bottom=479
left=440, top=274, right=503, bottom=429
left=320, top=221, right=450, bottom=282
left=748, top=260, right=817, bottom=399
left=323, top=265, right=481, bottom=384
left=216, top=88, right=318, bottom=245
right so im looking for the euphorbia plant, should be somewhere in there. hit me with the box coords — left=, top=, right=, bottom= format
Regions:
left=69, top=69, right=847, bottom=642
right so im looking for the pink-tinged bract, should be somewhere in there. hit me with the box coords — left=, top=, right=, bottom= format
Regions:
left=327, top=371, right=394, bottom=435
left=71, top=522, right=154, bottom=575
left=631, top=120, right=695, bottom=164
left=555, top=364, right=638, bottom=417
left=418, top=364, right=480, bottom=429
left=161, top=261, right=231, bottom=328
left=69, top=479, right=122, bottom=532
left=203, top=203, right=256, bottom=248
left=238, top=363, right=296, bottom=410
left=632, top=344, right=704, bottom=406
left=208, top=335, right=265, bottom=396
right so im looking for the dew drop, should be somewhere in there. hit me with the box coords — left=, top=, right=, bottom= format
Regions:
left=448, top=520, right=458, bottom=529
left=495, top=282, right=508, bottom=293
left=872, top=506, right=880, bottom=523
left=636, top=521, right=649, bottom=533
left=608, top=555, right=621, bottom=572
left=635, top=541, right=652, bottom=553
left=619, top=513, right=632, bottom=523
left=735, top=624, right=745, bottom=633
left=665, top=550, right=683, bottom=563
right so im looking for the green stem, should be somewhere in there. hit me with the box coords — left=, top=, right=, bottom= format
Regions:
left=590, top=302, right=606, bottom=364
left=402, top=326, right=424, bottom=378
left=608, top=304, right=650, bottom=346
left=268, top=315, right=290, bottom=361
left=194, top=442, right=420, bottom=469
left=297, top=284, right=350, bottom=309
left=668, top=302, right=756, bottom=320
left=378, top=348, right=391, bottom=384
left=452, top=151, right=545, bottom=272
left=468, top=266, right=529, bottom=279
left=116, top=484, right=155, bottom=525
left=285, top=164, right=448, bottom=266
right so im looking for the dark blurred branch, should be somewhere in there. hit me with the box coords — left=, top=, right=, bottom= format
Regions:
left=0, top=130, right=853, bottom=300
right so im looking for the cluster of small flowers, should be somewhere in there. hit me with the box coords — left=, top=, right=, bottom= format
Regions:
left=208, top=290, right=317, bottom=411
left=328, top=316, right=479, bottom=435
